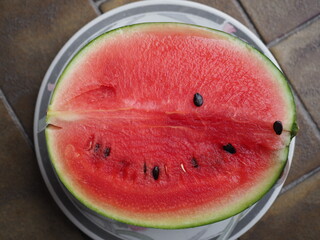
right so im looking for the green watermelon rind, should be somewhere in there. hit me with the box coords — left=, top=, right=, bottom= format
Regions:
left=46, top=22, right=297, bottom=229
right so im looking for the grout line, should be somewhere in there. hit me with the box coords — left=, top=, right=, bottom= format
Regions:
left=88, top=0, right=104, bottom=15
left=233, top=0, right=264, bottom=41
left=0, top=88, right=34, bottom=150
left=281, top=166, right=320, bottom=194
left=293, top=86, right=320, bottom=134
left=280, top=64, right=320, bottom=134
left=267, top=13, right=320, bottom=48
left=229, top=3, right=320, bottom=194
left=232, top=1, right=320, bottom=136
left=278, top=87, right=320, bottom=194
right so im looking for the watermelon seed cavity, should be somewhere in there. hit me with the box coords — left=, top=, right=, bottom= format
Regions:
left=143, top=162, right=147, bottom=174
left=94, top=143, right=100, bottom=153
left=104, top=147, right=111, bottom=157
left=273, top=121, right=283, bottom=135
left=191, top=158, right=199, bottom=168
left=193, top=93, right=203, bottom=107
left=152, top=166, right=160, bottom=180
left=223, top=143, right=236, bottom=154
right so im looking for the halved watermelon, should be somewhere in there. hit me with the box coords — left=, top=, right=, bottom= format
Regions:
left=46, top=23, right=297, bottom=229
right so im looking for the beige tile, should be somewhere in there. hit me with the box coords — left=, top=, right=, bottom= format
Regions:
left=0, top=0, right=98, bottom=139
left=100, top=0, right=140, bottom=13
left=271, top=19, right=320, bottom=129
left=100, top=0, right=255, bottom=32
left=240, top=0, right=320, bottom=43
left=190, top=0, right=254, bottom=30
left=285, top=98, right=320, bottom=186
left=240, top=171, right=320, bottom=240
left=0, top=99, right=83, bottom=239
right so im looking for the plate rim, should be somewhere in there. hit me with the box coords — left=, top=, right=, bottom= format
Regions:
left=33, top=1, right=295, bottom=239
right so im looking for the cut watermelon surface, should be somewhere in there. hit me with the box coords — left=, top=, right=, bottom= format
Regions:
left=46, top=23, right=297, bottom=229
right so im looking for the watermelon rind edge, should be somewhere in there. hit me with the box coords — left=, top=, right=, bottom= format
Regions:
left=45, top=22, right=297, bottom=229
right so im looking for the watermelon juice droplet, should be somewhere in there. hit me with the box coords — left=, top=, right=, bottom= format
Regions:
left=103, top=147, right=111, bottom=157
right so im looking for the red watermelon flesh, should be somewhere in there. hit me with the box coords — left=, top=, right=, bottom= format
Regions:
left=46, top=23, right=297, bottom=228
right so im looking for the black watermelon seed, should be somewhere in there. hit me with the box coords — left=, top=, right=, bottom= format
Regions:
left=191, top=158, right=199, bottom=168
left=103, top=147, right=111, bottom=157
left=273, top=121, right=283, bottom=135
left=152, top=166, right=160, bottom=180
left=223, top=143, right=236, bottom=154
left=94, top=143, right=100, bottom=152
left=143, top=162, right=147, bottom=174
left=193, top=93, right=203, bottom=107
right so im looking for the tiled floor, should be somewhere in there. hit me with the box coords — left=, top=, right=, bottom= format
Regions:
left=1, top=0, right=319, bottom=239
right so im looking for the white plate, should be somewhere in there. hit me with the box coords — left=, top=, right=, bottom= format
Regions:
left=34, top=1, right=295, bottom=239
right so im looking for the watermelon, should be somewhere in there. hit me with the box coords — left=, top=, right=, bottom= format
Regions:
left=46, top=23, right=297, bottom=229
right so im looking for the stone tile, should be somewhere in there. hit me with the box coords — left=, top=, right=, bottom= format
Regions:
left=100, top=0, right=256, bottom=33
left=240, top=0, right=320, bottom=43
left=99, top=0, right=141, bottom=13
left=0, top=0, right=98, bottom=140
left=240, top=171, right=320, bottom=240
left=284, top=98, right=320, bottom=186
left=0, top=99, right=83, bottom=239
left=271, top=19, right=320, bottom=129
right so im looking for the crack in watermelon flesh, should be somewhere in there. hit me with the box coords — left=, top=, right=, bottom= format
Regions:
left=46, top=23, right=297, bottom=228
